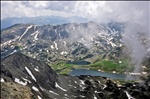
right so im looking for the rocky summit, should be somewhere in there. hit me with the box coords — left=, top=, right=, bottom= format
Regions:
left=1, top=53, right=150, bottom=99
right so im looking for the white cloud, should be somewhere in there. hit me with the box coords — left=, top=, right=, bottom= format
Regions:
left=1, top=1, right=149, bottom=24
left=1, top=1, right=76, bottom=19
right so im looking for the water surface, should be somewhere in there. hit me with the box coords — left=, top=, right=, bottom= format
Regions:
left=69, top=69, right=127, bottom=79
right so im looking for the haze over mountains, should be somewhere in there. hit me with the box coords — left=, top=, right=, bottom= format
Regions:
left=1, top=16, right=89, bottom=30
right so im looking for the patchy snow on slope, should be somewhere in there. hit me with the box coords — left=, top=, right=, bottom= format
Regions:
left=11, top=30, right=15, bottom=32
left=73, top=27, right=76, bottom=30
left=39, top=86, right=44, bottom=91
left=51, top=45, right=54, bottom=49
left=23, top=46, right=27, bottom=50
left=79, top=80, right=85, bottom=89
left=9, top=50, right=17, bottom=55
left=55, top=82, right=67, bottom=91
left=32, top=86, right=39, bottom=91
left=109, top=41, right=116, bottom=47
left=37, top=95, right=42, bottom=99
left=1, top=78, right=5, bottom=83
left=80, top=80, right=85, bottom=85
left=54, top=41, right=58, bottom=50
left=60, top=51, right=68, bottom=55
left=25, top=67, right=36, bottom=82
left=74, top=81, right=78, bottom=84
left=63, top=41, right=66, bottom=46
left=125, top=91, right=134, bottom=99
left=34, top=31, right=39, bottom=40
left=119, top=61, right=122, bottom=64
left=49, top=90, right=59, bottom=95
left=22, top=77, right=31, bottom=83
left=80, top=95, right=86, bottom=98
left=14, top=78, right=27, bottom=86
left=19, top=25, right=33, bottom=41
left=1, top=40, right=13, bottom=47
left=93, top=95, right=97, bottom=99
left=102, top=85, right=107, bottom=89
left=68, top=84, right=73, bottom=87
left=34, top=67, right=39, bottom=72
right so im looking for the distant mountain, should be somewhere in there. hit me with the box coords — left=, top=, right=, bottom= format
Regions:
left=1, top=16, right=89, bottom=30
left=1, top=53, right=150, bottom=99
left=1, top=21, right=124, bottom=63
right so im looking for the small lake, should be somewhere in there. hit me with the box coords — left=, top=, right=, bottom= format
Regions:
left=67, top=61, right=91, bottom=65
left=69, top=69, right=127, bottom=79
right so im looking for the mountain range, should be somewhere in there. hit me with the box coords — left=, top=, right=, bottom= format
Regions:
left=1, top=19, right=150, bottom=99
left=1, top=16, right=89, bottom=30
left=1, top=21, right=124, bottom=64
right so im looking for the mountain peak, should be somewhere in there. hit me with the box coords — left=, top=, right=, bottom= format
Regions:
left=1, top=52, right=58, bottom=90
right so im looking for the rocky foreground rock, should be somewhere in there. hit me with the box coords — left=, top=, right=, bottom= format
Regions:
left=1, top=53, right=150, bottom=99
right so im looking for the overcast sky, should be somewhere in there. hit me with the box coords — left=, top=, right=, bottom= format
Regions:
left=1, top=1, right=149, bottom=23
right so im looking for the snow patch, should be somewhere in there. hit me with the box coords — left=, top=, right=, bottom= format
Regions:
left=37, top=95, right=42, bottom=99
left=54, top=41, right=58, bottom=50
left=94, top=90, right=101, bottom=93
left=80, top=80, right=85, bottom=85
left=14, top=78, right=27, bottom=86
left=22, top=77, right=31, bottom=83
left=93, top=95, right=97, bottom=99
left=64, top=94, right=68, bottom=96
left=74, top=81, right=78, bottom=84
left=55, top=82, right=67, bottom=91
left=64, top=97, right=69, bottom=99
left=49, top=90, right=59, bottom=95
left=1, top=78, right=5, bottom=82
left=80, top=95, right=86, bottom=98
left=68, top=84, right=73, bottom=87
left=25, top=67, right=36, bottom=82
left=39, top=86, right=44, bottom=91
left=60, top=51, right=68, bottom=55
left=119, top=61, right=122, bottom=64
left=9, top=50, right=17, bottom=55
left=22, top=46, right=27, bottom=50
left=34, top=67, right=39, bottom=72
left=11, top=30, right=15, bottom=32
left=63, top=41, right=66, bottom=46
left=34, top=31, right=39, bottom=40
left=51, top=45, right=54, bottom=49
left=103, top=85, right=107, bottom=89
left=125, top=91, right=134, bottom=99
left=32, top=86, right=39, bottom=91
left=19, top=25, right=32, bottom=41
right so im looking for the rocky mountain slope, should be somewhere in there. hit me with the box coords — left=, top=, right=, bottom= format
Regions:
left=1, top=53, right=150, bottom=99
left=1, top=21, right=124, bottom=64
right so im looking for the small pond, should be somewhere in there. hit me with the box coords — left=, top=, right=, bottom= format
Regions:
left=67, top=61, right=91, bottom=65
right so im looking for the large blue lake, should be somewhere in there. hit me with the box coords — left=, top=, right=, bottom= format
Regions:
left=69, top=69, right=127, bottom=79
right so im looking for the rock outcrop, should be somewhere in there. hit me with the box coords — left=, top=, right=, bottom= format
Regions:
left=1, top=53, right=150, bottom=99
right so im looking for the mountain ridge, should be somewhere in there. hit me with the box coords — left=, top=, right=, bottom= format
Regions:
left=1, top=52, right=150, bottom=99
left=1, top=21, right=124, bottom=64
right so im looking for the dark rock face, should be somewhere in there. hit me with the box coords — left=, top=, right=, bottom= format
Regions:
left=1, top=53, right=150, bottom=99
left=123, top=81, right=150, bottom=99
left=1, top=52, right=58, bottom=98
